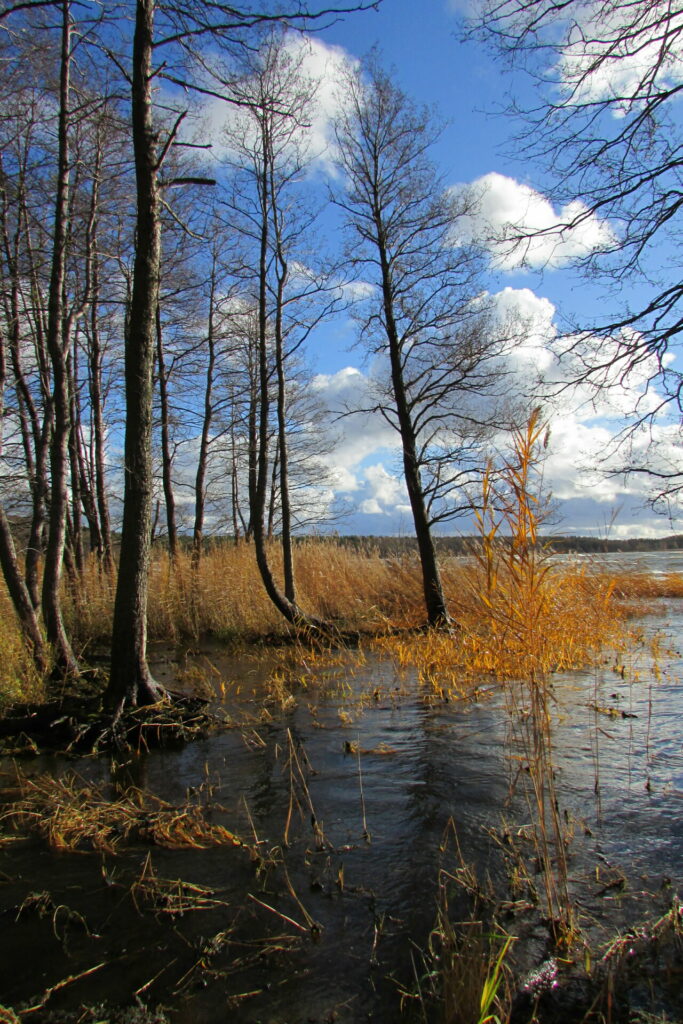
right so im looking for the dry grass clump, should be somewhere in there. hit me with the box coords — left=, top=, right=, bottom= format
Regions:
left=404, top=823, right=514, bottom=1024
left=0, top=770, right=246, bottom=854
left=597, top=569, right=683, bottom=600
left=0, top=590, right=45, bottom=709
left=420, top=911, right=513, bottom=1024
left=131, top=852, right=230, bottom=916
left=374, top=561, right=621, bottom=696
left=291, top=539, right=409, bottom=625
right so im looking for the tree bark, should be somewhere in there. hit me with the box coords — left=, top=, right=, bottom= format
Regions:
left=82, top=127, right=112, bottom=570
left=41, top=0, right=79, bottom=675
left=87, top=176, right=114, bottom=573
left=192, top=259, right=217, bottom=563
left=270, top=177, right=296, bottom=603
left=0, top=507, right=47, bottom=672
left=155, top=302, right=178, bottom=561
left=106, top=0, right=165, bottom=713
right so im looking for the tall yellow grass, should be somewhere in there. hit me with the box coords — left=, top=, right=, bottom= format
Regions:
left=0, top=527, right=678, bottom=708
left=60, top=539, right=408, bottom=646
left=0, top=589, right=44, bottom=710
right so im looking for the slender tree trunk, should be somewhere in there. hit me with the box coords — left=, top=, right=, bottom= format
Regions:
left=41, top=0, right=79, bottom=675
left=106, top=0, right=165, bottom=712
left=0, top=507, right=47, bottom=672
left=0, top=158, right=44, bottom=609
left=67, top=343, right=85, bottom=574
left=72, top=348, right=103, bottom=563
left=155, top=303, right=177, bottom=561
left=270, top=185, right=296, bottom=603
left=26, top=421, right=50, bottom=611
left=375, top=215, right=449, bottom=627
left=267, top=437, right=279, bottom=540
left=231, top=424, right=244, bottom=543
left=88, top=214, right=113, bottom=572
left=0, top=305, right=47, bottom=671
left=249, top=131, right=305, bottom=626
left=192, top=263, right=217, bottom=564
left=22, top=196, right=52, bottom=609
left=83, top=129, right=112, bottom=570
left=246, top=351, right=258, bottom=544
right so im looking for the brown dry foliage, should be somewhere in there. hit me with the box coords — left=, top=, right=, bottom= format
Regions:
left=375, top=559, right=624, bottom=696
left=0, top=535, right=679, bottom=707
left=0, top=770, right=246, bottom=854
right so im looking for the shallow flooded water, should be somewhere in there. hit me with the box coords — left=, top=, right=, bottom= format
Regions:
left=2, top=576, right=683, bottom=1021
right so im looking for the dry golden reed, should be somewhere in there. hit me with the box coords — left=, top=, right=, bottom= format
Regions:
left=0, top=589, right=45, bottom=710
left=0, top=525, right=679, bottom=709
left=374, top=560, right=622, bottom=697
left=61, top=539, right=402, bottom=646
left=0, top=770, right=245, bottom=854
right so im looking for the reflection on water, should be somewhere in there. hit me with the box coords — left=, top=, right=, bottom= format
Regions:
left=2, top=559, right=683, bottom=1021
left=555, top=547, right=683, bottom=575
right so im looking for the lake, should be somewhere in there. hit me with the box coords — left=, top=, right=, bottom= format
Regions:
left=1, top=552, right=682, bottom=1022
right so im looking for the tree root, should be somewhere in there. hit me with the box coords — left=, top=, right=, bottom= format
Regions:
left=0, top=692, right=225, bottom=756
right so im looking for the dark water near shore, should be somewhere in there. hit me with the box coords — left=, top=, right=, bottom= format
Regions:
left=1, top=554, right=683, bottom=1021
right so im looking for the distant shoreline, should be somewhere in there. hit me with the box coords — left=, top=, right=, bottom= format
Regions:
left=288, top=534, right=683, bottom=556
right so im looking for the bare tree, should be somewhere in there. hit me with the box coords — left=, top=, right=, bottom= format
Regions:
left=106, top=0, right=380, bottom=711
left=0, top=0, right=122, bottom=675
left=219, top=31, right=345, bottom=625
left=335, top=58, right=507, bottom=626
left=106, top=0, right=167, bottom=712
left=469, top=0, right=683, bottom=505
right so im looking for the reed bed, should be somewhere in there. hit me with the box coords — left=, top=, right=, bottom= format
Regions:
left=0, top=528, right=680, bottom=709
left=61, top=539, right=403, bottom=647
left=60, top=538, right=645, bottom=655
left=373, top=558, right=623, bottom=698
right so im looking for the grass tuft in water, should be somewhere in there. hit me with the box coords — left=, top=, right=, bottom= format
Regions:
left=0, top=769, right=250, bottom=854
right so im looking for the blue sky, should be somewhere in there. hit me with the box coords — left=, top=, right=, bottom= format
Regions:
left=192, top=1, right=683, bottom=540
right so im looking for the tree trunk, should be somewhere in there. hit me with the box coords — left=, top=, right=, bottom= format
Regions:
left=249, top=129, right=307, bottom=627
left=270, top=189, right=296, bottom=603
left=267, top=437, right=279, bottom=540
left=192, top=261, right=217, bottom=564
left=88, top=206, right=114, bottom=573
left=231, top=424, right=244, bottom=542
left=67, top=343, right=85, bottom=574
left=0, top=279, right=47, bottom=672
left=155, top=302, right=178, bottom=561
left=0, top=159, right=45, bottom=609
left=41, top=0, right=79, bottom=675
left=106, top=0, right=165, bottom=713
left=84, top=128, right=112, bottom=571
left=376, top=218, right=449, bottom=627
left=0, top=507, right=47, bottom=672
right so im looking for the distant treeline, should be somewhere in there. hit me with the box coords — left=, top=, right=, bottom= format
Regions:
left=294, top=534, right=683, bottom=557
left=12, top=521, right=682, bottom=559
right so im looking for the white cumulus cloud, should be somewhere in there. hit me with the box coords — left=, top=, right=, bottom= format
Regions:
left=196, top=33, right=356, bottom=174
left=452, top=172, right=615, bottom=270
left=557, top=1, right=683, bottom=113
